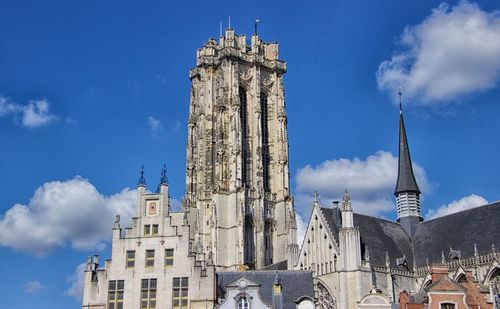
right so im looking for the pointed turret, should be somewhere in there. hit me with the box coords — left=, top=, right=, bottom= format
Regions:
left=394, top=102, right=421, bottom=196
left=394, top=89, right=422, bottom=237
left=156, top=164, right=168, bottom=193
left=137, top=164, right=146, bottom=187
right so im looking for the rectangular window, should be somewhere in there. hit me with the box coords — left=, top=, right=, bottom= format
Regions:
left=152, top=224, right=159, bottom=235
left=140, top=278, right=157, bottom=309
left=145, top=250, right=155, bottom=267
left=441, top=304, right=455, bottom=309
left=165, top=249, right=174, bottom=267
left=126, top=250, right=135, bottom=268
left=108, top=280, right=124, bottom=309
left=172, top=277, right=188, bottom=309
left=144, top=225, right=151, bottom=236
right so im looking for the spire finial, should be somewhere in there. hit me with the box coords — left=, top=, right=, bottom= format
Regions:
left=474, top=243, right=479, bottom=257
left=398, top=86, right=403, bottom=115
left=343, top=189, right=352, bottom=212
left=137, top=164, right=146, bottom=187
left=160, top=164, right=168, bottom=185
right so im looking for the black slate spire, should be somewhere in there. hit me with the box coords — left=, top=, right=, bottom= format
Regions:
left=394, top=91, right=420, bottom=196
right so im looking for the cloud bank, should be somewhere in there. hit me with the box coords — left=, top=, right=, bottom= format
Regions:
left=295, top=151, right=429, bottom=217
left=377, top=1, right=500, bottom=104
left=0, top=177, right=137, bottom=255
left=0, top=96, right=57, bottom=127
left=426, top=194, right=488, bottom=219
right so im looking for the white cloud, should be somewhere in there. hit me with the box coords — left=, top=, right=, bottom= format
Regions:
left=0, top=177, right=137, bottom=255
left=426, top=194, right=488, bottom=219
left=0, top=96, right=57, bottom=127
left=377, top=1, right=500, bottom=104
left=65, top=263, right=86, bottom=300
left=295, top=151, right=430, bottom=217
left=148, top=116, right=161, bottom=133
left=24, top=280, right=46, bottom=293
left=21, top=99, right=57, bottom=127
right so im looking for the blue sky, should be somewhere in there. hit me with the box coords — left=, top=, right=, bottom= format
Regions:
left=1, top=0, right=499, bottom=307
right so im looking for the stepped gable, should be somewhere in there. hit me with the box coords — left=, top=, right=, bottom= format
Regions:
left=412, top=201, right=500, bottom=267
left=216, top=271, right=314, bottom=309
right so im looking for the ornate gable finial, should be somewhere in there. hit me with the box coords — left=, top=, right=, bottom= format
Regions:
left=441, top=251, right=446, bottom=263
left=137, top=164, right=146, bottom=187
left=492, top=243, right=497, bottom=254
left=313, top=191, right=319, bottom=206
left=474, top=243, right=479, bottom=257
left=343, top=189, right=352, bottom=212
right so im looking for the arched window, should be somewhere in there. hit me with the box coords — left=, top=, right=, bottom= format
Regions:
left=239, top=87, right=250, bottom=187
left=440, top=303, right=456, bottom=309
left=316, top=281, right=336, bottom=309
left=260, top=92, right=270, bottom=192
left=237, top=296, right=250, bottom=309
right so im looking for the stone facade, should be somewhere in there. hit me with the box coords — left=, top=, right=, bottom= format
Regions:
left=184, top=28, right=298, bottom=270
left=82, top=177, right=216, bottom=309
left=82, top=29, right=302, bottom=309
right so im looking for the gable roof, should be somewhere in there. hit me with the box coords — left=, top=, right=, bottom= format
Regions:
left=412, top=201, right=500, bottom=267
left=317, top=201, right=500, bottom=268
left=216, top=271, right=314, bottom=309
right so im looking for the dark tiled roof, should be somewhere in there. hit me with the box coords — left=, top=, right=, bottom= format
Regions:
left=320, top=207, right=413, bottom=268
left=216, top=271, right=314, bottom=309
left=412, top=201, right=500, bottom=267
left=319, top=202, right=500, bottom=269
left=320, top=207, right=342, bottom=244
left=261, top=260, right=288, bottom=270
left=354, top=213, right=414, bottom=268
left=395, top=113, right=420, bottom=195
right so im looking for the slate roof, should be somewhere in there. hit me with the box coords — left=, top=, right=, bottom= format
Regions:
left=261, top=260, right=288, bottom=270
left=395, top=113, right=421, bottom=195
left=320, top=207, right=342, bottom=244
left=412, top=201, right=500, bottom=266
left=216, top=270, right=314, bottom=309
left=318, top=201, right=500, bottom=268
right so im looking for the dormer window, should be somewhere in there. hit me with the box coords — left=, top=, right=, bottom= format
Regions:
left=237, top=297, right=249, bottom=309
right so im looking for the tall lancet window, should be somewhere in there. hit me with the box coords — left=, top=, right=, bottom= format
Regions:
left=260, top=92, right=270, bottom=192
left=239, top=87, right=250, bottom=187
left=244, top=218, right=255, bottom=268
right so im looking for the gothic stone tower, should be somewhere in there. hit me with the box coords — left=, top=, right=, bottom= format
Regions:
left=184, top=28, right=298, bottom=270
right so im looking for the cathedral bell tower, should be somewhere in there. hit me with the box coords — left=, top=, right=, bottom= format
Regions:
left=184, top=28, right=298, bottom=270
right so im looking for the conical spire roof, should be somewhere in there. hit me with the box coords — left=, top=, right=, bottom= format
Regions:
left=394, top=105, right=421, bottom=195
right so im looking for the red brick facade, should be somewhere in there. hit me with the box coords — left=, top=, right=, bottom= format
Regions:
left=399, top=264, right=493, bottom=309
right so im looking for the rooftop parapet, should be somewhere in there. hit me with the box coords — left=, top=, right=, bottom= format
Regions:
left=191, top=28, right=285, bottom=78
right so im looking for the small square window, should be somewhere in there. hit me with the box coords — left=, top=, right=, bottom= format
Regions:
left=165, top=249, right=174, bottom=267
left=146, top=250, right=155, bottom=267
